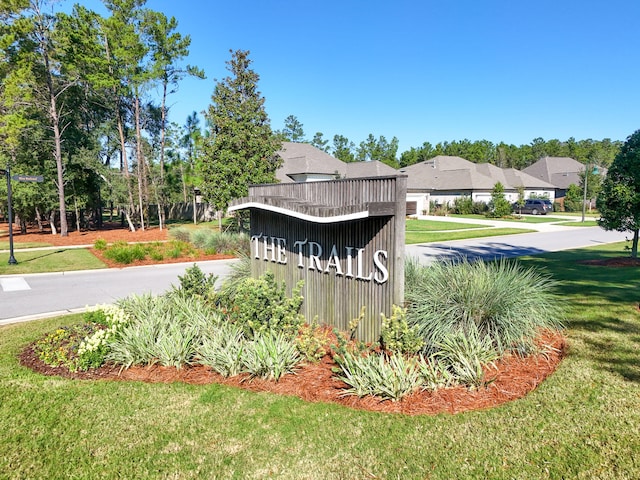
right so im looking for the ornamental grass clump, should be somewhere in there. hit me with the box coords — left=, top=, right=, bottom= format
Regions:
left=404, top=256, right=563, bottom=356
left=241, top=332, right=301, bottom=381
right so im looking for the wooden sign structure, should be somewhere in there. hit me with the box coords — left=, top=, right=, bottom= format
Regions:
left=229, top=175, right=407, bottom=343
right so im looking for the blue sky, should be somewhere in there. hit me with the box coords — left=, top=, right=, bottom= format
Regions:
left=65, top=0, right=639, bottom=153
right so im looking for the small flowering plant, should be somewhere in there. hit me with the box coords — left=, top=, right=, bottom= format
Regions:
left=76, top=304, right=130, bottom=370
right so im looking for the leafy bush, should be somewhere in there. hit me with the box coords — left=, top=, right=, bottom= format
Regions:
left=335, top=352, right=424, bottom=401
left=171, top=264, right=218, bottom=300
left=241, top=332, right=301, bottom=381
left=295, top=320, right=330, bottom=362
left=218, top=271, right=304, bottom=339
left=452, top=196, right=474, bottom=215
left=77, top=304, right=131, bottom=370
left=93, top=238, right=108, bottom=250
left=404, top=257, right=563, bottom=355
left=380, top=305, right=424, bottom=355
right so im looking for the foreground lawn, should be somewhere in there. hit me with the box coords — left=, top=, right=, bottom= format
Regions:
left=1, top=243, right=638, bottom=479
left=406, top=227, right=534, bottom=244
left=0, top=248, right=106, bottom=275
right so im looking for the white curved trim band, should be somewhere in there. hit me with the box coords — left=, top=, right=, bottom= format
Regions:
left=228, top=202, right=370, bottom=224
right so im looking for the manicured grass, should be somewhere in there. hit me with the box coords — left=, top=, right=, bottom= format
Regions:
left=451, top=214, right=561, bottom=224
left=406, top=227, right=535, bottom=244
left=0, top=248, right=106, bottom=275
left=556, top=220, right=599, bottom=227
left=0, top=241, right=53, bottom=250
left=1, top=242, right=639, bottom=478
left=405, top=218, right=487, bottom=231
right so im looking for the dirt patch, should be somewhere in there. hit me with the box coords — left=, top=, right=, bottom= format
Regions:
left=19, top=330, right=566, bottom=416
left=2, top=222, right=169, bottom=246
left=579, top=257, right=640, bottom=267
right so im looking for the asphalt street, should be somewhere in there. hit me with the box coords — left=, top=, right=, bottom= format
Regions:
left=0, top=221, right=630, bottom=325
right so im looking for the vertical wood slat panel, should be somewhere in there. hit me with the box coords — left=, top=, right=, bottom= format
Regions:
left=244, top=176, right=406, bottom=342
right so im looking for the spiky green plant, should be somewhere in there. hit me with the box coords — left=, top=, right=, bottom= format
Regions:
left=240, top=332, right=301, bottom=381
left=404, top=257, right=563, bottom=355
left=196, top=324, right=246, bottom=377
left=335, top=352, right=424, bottom=401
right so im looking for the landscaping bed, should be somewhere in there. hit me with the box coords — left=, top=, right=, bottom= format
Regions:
left=19, top=329, right=565, bottom=415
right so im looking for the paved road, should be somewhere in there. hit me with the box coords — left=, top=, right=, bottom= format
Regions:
left=406, top=226, right=628, bottom=264
left=0, top=220, right=630, bottom=325
left=0, top=260, right=236, bottom=325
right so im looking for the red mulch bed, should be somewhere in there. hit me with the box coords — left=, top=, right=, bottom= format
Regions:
left=1, top=222, right=234, bottom=266
left=19, top=330, right=566, bottom=416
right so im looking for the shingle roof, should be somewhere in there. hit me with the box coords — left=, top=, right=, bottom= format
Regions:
left=522, top=156, right=584, bottom=189
left=400, top=155, right=555, bottom=191
left=346, top=160, right=398, bottom=178
left=276, top=142, right=347, bottom=182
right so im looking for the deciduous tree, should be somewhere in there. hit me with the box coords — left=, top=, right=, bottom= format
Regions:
left=597, top=129, right=640, bottom=258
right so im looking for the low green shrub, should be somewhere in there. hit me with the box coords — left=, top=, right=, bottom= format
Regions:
left=380, top=305, right=424, bottom=355
left=171, top=264, right=218, bottom=300
left=34, top=324, right=98, bottom=371
left=433, top=328, right=500, bottom=388
left=295, top=320, right=330, bottom=362
left=93, top=238, right=108, bottom=250
left=218, top=271, right=304, bottom=339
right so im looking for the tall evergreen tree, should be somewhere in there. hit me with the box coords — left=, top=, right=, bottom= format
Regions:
left=199, top=49, right=280, bottom=227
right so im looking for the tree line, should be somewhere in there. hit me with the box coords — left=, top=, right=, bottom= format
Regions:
left=0, top=1, right=626, bottom=238
left=276, top=115, right=622, bottom=170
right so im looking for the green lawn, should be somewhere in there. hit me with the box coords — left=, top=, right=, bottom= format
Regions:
left=2, top=242, right=638, bottom=479
left=406, top=227, right=534, bottom=244
left=451, top=214, right=561, bottom=224
left=0, top=241, right=53, bottom=250
left=405, top=218, right=487, bottom=231
left=556, top=220, right=599, bottom=227
left=0, top=248, right=106, bottom=275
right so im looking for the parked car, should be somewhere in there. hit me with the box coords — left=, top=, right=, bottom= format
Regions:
left=513, top=199, right=553, bottom=215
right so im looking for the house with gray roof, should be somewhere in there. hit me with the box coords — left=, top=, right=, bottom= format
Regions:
left=522, top=156, right=586, bottom=199
left=276, top=142, right=398, bottom=182
left=399, top=155, right=555, bottom=215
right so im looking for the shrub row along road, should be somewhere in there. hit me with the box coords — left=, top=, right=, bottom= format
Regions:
left=0, top=225, right=629, bottom=324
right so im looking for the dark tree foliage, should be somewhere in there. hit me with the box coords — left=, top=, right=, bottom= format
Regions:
left=597, top=129, right=640, bottom=258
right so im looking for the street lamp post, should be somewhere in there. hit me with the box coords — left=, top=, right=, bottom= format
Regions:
left=2, top=166, right=17, bottom=264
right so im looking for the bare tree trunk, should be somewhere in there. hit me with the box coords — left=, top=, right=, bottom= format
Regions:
left=134, top=95, right=145, bottom=231
left=49, top=210, right=57, bottom=235
left=35, top=207, right=43, bottom=232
